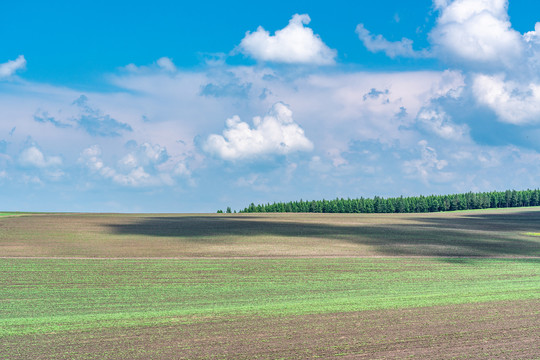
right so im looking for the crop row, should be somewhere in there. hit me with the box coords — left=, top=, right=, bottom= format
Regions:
left=1, top=258, right=538, bottom=337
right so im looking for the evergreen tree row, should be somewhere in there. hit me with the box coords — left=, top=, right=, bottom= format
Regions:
left=223, top=189, right=540, bottom=214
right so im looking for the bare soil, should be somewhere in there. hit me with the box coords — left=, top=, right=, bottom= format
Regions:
left=1, top=208, right=539, bottom=258
left=1, top=209, right=538, bottom=359
left=2, top=300, right=538, bottom=359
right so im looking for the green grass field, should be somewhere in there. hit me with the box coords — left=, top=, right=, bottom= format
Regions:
left=0, top=212, right=22, bottom=217
left=1, top=258, right=538, bottom=336
left=1, top=208, right=539, bottom=359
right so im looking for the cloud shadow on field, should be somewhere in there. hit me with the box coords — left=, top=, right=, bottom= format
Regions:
left=104, top=210, right=540, bottom=259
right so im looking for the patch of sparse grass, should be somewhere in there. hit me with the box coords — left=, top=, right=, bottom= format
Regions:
left=0, top=258, right=538, bottom=337
left=0, top=212, right=22, bottom=217
left=1, top=210, right=539, bottom=359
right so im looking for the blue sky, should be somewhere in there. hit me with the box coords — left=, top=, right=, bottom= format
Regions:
left=2, top=0, right=540, bottom=212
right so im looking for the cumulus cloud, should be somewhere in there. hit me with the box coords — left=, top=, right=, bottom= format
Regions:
left=472, top=74, right=540, bottom=124
left=204, top=102, right=313, bottom=160
left=430, top=0, right=523, bottom=68
left=356, top=24, right=430, bottom=58
left=430, top=69, right=466, bottom=99
left=19, top=146, right=62, bottom=168
left=79, top=144, right=173, bottom=187
left=428, top=2, right=540, bottom=126
left=416, top=107, right=469, bottom=140
left=0, top=55, right=26, bottom=78
left=119, top=141, right=169, bottom=171
left=238, top=14, right=336, bottom=65
left=523, top=22, right=540, bottom=70
left=403, top=140, right=451, bottom=183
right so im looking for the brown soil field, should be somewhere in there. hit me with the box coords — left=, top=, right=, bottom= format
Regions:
left=1, top=209, right=539, bottom=359
left=1, top=207, right=539, bottom=258
left=2, top=300, right=538, bottom=360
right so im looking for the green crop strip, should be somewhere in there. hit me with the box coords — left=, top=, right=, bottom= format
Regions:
left=0, top=258, right=538, bottom=337
left=0, top=213, right=22, bottom=217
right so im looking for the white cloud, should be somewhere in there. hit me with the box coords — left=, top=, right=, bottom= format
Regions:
left=356, top=24, right=430, bottom=58
left=156, top=57, right=177, bottom=72
left=417, top=107, right=469, bottom=141
left=430, top=0, right=523, bottom=68
left=119, top=142, right=169, bottom=170
left=78, top=144, right=180, bottom=187
left=523, top=22, right=540, bottom=44
left=19, top=146, right=62, bottom=168
left=78, top=145, right=107, bottom=172
left=0, top=55, right=26, bottom=78
left=285, top=70, right=465, bottom=148
left=523, top=22, right=540, bottom=71
left=428, top=2, right=540, bottom=125
left=238, top=14, right=336, bottom=65
left=122, top=57, right=178, bottom=73
left=204, top=102, right=313, bottom=160
left=430, top=70, right=465, bottom=99
left=403, top=140, right=451, bottom=183
left=472, top=74, right=540, bottom=124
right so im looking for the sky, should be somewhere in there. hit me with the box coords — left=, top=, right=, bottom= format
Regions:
left=2, top=0, right=540, bottom=212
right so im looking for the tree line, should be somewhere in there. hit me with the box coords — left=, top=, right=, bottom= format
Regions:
left=218, top=189, right=540, bottom=214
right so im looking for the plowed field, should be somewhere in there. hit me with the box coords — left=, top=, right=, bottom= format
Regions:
left=1, top=208, right=539, bottom=359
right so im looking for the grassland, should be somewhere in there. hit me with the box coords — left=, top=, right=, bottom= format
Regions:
left=0, top=208, right=539, bottom=359
left=0, top=212, right=24, bottom=217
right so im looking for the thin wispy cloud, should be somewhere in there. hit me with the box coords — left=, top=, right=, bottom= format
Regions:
left=0, top=55, right=26, bottom=78
left=356, top=24, right=431, bottom=58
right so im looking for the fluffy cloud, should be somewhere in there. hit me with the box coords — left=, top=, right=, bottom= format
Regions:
left=119, top=141, right=169, bottom=170
left=416, top=107, right=469, bottom=140
left=430, top=69, right=466, bottom=99
left=19, top=146, right=62, bottom=168
left=430, top=0, right=523, bottom=68
left=472, top=74, right=540, bottom=124
left=403, top=140, right=451, bottom=183
left=204, top=102, right=313, bottom=160
left=429, top=1, right=540, bottom=127
left=523, top=22, right=540, bottom=70
left=78, top=144, right=177, bottom=187
left=0, top=55, right=26, bottom=78
left=238, top=14, right=336, bottom=65
left=3, top=52, right=540, bottom=210
left=356, top=24, right=430, bottom=58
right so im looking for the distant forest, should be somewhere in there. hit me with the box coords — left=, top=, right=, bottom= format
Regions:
left=218, top=189, right=540, bottom=214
